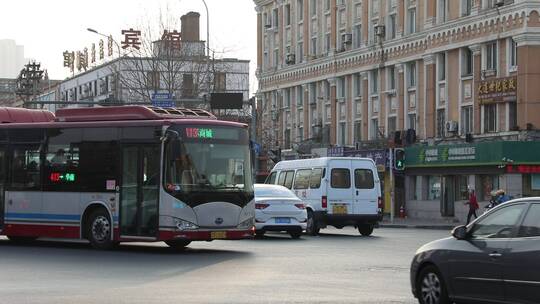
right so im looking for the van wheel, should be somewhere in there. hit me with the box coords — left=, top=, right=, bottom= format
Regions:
left=87, top=209, right=115, bottom=250
left=306, top=211, right=320, bottom=236
left=358, top=224, right=374, bottom=236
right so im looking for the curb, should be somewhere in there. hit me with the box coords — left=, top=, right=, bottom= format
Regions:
left=380, top=224, right=457, bottom=230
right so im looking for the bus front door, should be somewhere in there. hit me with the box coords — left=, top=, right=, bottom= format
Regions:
left=120, top=145, right=160, bottom=238
left=0, top=149, right=5, bottom=230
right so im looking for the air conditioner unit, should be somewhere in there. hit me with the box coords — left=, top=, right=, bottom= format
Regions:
left=342, top=33, right=353, bottom=45
left=446, top=120, right=458, bottom=133
left=375, top=25, right=386, bottom=37
left=286, top=53, right=296, bottom=64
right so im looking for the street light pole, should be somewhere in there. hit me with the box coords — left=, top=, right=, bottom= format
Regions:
left=200, top=0, right=210, bottom=58
left=86, top=28, right=121, bottom=56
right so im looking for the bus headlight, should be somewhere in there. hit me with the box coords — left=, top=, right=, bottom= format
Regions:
left=174, top=218, right=199, bottom=231
left=237, top=217, right=254, bottom=229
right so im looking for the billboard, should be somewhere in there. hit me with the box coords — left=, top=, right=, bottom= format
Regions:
left=210, top=93, right=243, bottom=109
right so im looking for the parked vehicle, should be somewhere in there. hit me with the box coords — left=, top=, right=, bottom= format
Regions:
left=410, top=198, right=540, bottom=304
left=265, top=157, right=382, bottom=236
left=254, top=184, right=307, bottom=239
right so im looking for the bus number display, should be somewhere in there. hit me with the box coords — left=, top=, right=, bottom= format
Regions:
left=185, top=128, right=214, bottom=139
left=50, top=172, right=76, bottom=182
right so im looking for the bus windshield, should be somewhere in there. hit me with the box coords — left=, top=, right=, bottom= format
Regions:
left=164, top=125, right=253, bottom=197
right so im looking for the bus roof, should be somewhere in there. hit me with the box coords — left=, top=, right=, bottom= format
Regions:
left=272, top=157, right=376, bottom=171
left=0, top=106, right=247, bottom=129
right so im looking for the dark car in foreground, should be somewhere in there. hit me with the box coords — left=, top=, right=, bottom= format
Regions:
left=410, top=198, right=540, bottom=304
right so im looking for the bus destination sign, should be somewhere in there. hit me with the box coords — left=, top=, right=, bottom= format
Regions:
left=185, top=128, right=214, bottom=139
left=50, top=172, right=76, bottom=183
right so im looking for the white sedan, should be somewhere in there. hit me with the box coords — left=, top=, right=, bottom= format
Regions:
left=254, top=184, right=307, bottom=239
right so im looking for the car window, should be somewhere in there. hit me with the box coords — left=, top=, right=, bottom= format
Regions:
left=277, top=171, right=286, bottom=186
left=293, top=169, right=311, bottom=189
left=517, top=203, right=540, bottom=238
left=266, top=172, right=277, bottom=184
left=309, top=168, right=323, bottom=189
left=331, top=168, right=350, bottom=189
left=283, top=170, right=294, bottom=189
left=255, top=186, right=297, bottom=198
left=470, top=204, right=526, bottom=239
left=355, top=169, right=374, bottom=189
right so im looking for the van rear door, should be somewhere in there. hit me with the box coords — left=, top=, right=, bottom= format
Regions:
left=327, top=159, right=354, bottom=216
left=352, top=162, right=378, bottom=215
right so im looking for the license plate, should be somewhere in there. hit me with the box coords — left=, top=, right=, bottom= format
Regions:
left=210, top=231, right=227, bottom=239
left=275, top=217, right=291, bottom=224
left=333, top=205, right=348, bottom=214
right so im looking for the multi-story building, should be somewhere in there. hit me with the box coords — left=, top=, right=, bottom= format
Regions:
left=0, top=39, right=26, bottom=78
left=255, top=0, right=540, bottom=221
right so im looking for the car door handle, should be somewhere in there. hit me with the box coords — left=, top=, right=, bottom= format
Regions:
left=489, top=252, right=502, bottom=258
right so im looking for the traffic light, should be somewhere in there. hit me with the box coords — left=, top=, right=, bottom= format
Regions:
left=394, top=148, right=405, bottom=171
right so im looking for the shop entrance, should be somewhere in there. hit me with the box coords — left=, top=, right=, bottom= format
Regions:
left=440, top=176, right=455, bottom=217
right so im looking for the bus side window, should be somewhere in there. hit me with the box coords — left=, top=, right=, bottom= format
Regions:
left=266, top=172, right=277, bottom=184
left=293, top=169, right=311, bottom=189
left=309, top=168, right=323, bottom=189
left=283, top=170, right=294, bottom=189
left=276, top=171, right=286, bottom=186
left=11, top=145, right=42, bottom=191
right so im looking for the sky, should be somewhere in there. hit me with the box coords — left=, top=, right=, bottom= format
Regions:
left=0, top=0, right=258, bottom=94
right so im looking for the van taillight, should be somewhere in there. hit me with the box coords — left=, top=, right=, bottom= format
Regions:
left=378, top=197, right=383, bottom=211
left=322, top=196, right=327, bottom=209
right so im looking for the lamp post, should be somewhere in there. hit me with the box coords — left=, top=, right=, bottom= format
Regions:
left=86, top=28, right=121, bottom=56
left=200, top=0, right=211, bottom=110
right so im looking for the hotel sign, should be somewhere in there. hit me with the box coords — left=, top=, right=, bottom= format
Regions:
left=478, top=76, right=517, bottom=104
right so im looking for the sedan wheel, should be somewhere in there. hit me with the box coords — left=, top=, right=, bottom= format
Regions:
left=305, top=211, right=320, bottom=236
left=417, top=266, right=449, bottom=304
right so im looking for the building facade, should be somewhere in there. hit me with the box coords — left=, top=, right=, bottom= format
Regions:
left=254, top=0, right=540, bottom=220
left=0, top=39, right=26, bottom=78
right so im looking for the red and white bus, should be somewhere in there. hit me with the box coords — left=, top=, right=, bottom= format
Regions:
left=0, top=106, right=254, bottom=249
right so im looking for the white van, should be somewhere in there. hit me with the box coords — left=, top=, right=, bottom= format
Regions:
left=265, top=157, right=382, bottom=236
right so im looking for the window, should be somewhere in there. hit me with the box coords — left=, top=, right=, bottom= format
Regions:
left=284, top=170, right=295, bottom=189
left=309, top=168, right=324, bottom=188
left=339, top=122, right=346, bottom=145
left=11, top=145, right=42, bottom=190
left=355, top=169, right=375, bottom=189
left=462, top=48, right=473, bottom=76
left=470, top=204, right=526, bottom=239
left=297, top=41, right=304, bottom=62
left=277, top=171, right=286, bottom=185
left=436, top=109, right=445, bottom=138
left=438, top=53, right=446, bottom=81
left=387, top=117, right=397, bottom=135
left=484, top=104, right=497, bottom=133
left=214, top=72, right=226, bottom=92
left=462, top=0, right=472, bottom=16
left=297, top=86, right=304, bottom=106
left=388, top=14, right=396, bottom=39
left=266, top=172, right=277, bottom=184
left=338, top=77, right=346, bottom=98
left=310, top=0, right=317, bottom=16
left=408, top=8, right=416, bottom=34
left=324, top=0, right=331, bottom=11
left=297, top=0, right=303, bottom=21
left=388, top=66, right=396, bottom=90
left=354, top=121, right=362, bottom=142
left=353, top=24, right=362, bottom=48
left=518, top=204, right=540, bottom=237
left=79, top=128, right=120, bottom=192
left=509, top=38, right=518, bottom=68
left=182, top=73, right=194, bottom=97
left=354, top=73, right=362, bottom=97
left=428, top=176, right=441, bottom=200
left=371, top=70, right=379, bottom=94
left=461, top=106, right=473, bottom=134
left=272, top=8, right=279, bottom=28
left=311, top=37, right=317, bottom=56
left=293, top=169, right=312, bottom=189
left=370, top=118, right=379, bottom=139
left=285, top=4, right=291, bottom=26
left=331, top=168, right=350, bottom=188
left=486, top=42, right=497, bottom=71
left=455, top=175, right=469, bottom=201
left=44, top=129, right=82, bottom=191
left=438, top=0, right=447, bottom=23
left=147, top=71, right=160, bottom=90
left=371, top=0, right=379, bottom=17
left=408, top=113, right=416, bottom=130
left=509, top=102, right=517, bottom=131
left=408, top=62, right=416, bottom=88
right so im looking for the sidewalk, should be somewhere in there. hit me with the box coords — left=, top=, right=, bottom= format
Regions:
left=379, top=215, right=463, bottom=230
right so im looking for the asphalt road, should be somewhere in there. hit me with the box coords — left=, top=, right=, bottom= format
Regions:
left=0, top=228, right=449, bottom=304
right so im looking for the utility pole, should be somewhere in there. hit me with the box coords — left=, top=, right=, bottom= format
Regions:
left=389, top=147, right=395, bottom=223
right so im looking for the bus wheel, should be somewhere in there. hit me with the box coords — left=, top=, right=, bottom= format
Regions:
left=306, top=211, right=320, bottom=236
left=6, top=236, right=37, bottom=243
left=165, top=240, right=191, bottom=250
left=358, top=224, right=374, bottom=236
left=87, top=209, right=114, bottom=250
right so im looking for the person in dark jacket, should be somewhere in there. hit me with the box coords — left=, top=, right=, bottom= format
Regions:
left=465, top=190, right=479, bottom=224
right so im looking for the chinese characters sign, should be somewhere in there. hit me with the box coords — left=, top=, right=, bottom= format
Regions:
left=185, top=128, right=214, bottom=139
left=478, top=76, right=517, bottom=104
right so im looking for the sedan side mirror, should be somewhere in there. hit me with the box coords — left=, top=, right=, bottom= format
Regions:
left=452, top=225, right=468, bottom=240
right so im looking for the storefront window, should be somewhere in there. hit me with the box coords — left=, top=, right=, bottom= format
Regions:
left=414, top=176, right=423, bottom=200
left=456, top=175, right=469, bottom=201
left=479, top=175, right=499, bottom=201
left=427, top=176, right=441, bottom=200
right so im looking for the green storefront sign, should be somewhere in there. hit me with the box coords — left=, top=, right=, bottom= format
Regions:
left=405, top=141, right=540, bottom=168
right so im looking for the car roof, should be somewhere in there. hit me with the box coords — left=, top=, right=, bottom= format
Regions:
left=272, top=157, right=376, bottom=171
left=254, top=183, right=290, bottom=190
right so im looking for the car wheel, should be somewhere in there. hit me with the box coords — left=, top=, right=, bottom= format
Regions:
left=358, top=224, right=374, bottom=236
left=289, top=231, right=302, bottom=239
left=165, top=240, right=191, bottom=250
left=255, top=231, right=265, bottom=238
left=417, top=265, right=449, bottom=304
left=306, top=211, right=320, bottom=236
left=87, top=209, right=115, bottom=250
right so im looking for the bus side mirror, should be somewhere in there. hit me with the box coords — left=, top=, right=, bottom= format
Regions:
left=161, top=129, right=180, bottom=142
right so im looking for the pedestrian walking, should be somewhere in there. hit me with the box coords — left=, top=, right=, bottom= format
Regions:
left=465, top=190, right=479, bottom=224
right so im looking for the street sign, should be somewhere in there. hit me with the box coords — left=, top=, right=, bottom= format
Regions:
left=151, top=93, right=174, bottom=108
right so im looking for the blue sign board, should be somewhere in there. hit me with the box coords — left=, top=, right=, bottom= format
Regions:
left=151, top=93, right=174, bottom=108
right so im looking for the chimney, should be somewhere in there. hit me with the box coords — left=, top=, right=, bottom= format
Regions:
left=181, top=12, right=200, bottom=42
